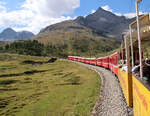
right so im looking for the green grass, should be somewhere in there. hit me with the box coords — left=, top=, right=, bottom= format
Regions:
left=0, top=53, right=100, bottom=116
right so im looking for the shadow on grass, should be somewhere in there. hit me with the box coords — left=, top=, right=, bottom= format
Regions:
left=61, top=72, right=73, bottom=78
left=56, top=76, right=81, bottom=86
left=0, top=99, right=9, bottom=109
left=22, top=58, right=57, bottom=65
left=0, top=69, right=53, bottom=78
left=0, top=80, right=18, bottom=85
left=0, top=88, right=19, bottom=91
left=0, top=66, right=17, bottom=71
left=56, top=82, right=81, bottom=86
left=0, top=96, right=23, bottom=115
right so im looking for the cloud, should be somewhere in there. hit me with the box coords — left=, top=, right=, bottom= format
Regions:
left=0, top=0, right=80, bottom=34
left=101, top=5, right=145, bottom=18
left=0, top=1, right=6, bottom=11
left=124, top=12, right=144, bottom=18
left=91, top=9, right=96, bottom=14
left=22, top=0, right=80, bottom=18
left=101, top=5, right=112, bottom=12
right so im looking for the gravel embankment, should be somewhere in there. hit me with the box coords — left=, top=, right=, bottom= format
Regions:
left=74, top=62, right=131, bottom=116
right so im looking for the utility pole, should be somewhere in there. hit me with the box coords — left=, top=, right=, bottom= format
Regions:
left=129, top=25, right=134, bottom=68
left=121, top=34, right=124, bottom=62
left=136, top=0, right=143, bottom=78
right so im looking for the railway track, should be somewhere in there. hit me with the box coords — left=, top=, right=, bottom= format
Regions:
left=72, top=61, right=133, bottom=116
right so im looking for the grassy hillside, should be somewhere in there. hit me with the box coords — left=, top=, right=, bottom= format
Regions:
left=0, top=54, right=100, bottom=116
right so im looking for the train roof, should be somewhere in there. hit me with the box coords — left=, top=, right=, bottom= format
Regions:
left=130, top=13, right=150, bottom=28
left=125, top=13, right=150, bottom=47
left=109, top=52, right=118, bottom=57
left=97, top=56, right=109, bottom=59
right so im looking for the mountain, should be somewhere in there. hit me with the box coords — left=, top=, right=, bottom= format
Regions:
left=0, top=28, right=35, bottom=41
left=75, top=7, right=135, bottom=40
left=31, top=7, right=138, bottom=57
left=33, top=20, right=120, bottom=57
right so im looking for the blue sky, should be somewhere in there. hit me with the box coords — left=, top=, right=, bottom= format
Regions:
left=0, top=0, right=149, bottom=34
left=70, top=0, right=150, bottom=17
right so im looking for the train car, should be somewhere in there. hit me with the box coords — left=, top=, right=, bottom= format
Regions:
left=80, top=57, right=84, bottom=63
left=82, top=58, right=86, bottom=63
left=74, top=56, right=79, bottom=62
left=109, top=52, right=119, bottom=75
left=85, top=58, right=90, bottom=64
left=87, top=58, right=91, bottom=64
left=67, top=56, right=72, bottom=60
left=77, top=57, right=80, bottom=62
left=78, top=57, right=82, bottom=62
left=70, top=56, right=74, bottom=61
left=90, top=58, right=96, bottom=65
left=96, top=58, right=102, bottom=66
left=102, top=56, right=109, bottom=69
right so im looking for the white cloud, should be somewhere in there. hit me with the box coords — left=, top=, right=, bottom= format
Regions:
left=91, top=9, right=96, bottom=14
left=0, top=1, right=6, bottom=11
left=124, top=12, right=144, bottom=18
left=114, top=13, right=122, bottom=16
left=101, top=5, right=145, bottom=19
left=22, top=0, right=80, bottom=18
left=0, top=0, right=80, bottom=34
left=101, top=5, right=112, bottom=12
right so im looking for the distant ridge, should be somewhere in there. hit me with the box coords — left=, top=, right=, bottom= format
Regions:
left=0, top=28, right=35, bottom=41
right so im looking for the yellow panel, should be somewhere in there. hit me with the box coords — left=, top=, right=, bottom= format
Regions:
left=118, top=68, right=133, bottom=107
left=132, top=76, right=150, bottom=116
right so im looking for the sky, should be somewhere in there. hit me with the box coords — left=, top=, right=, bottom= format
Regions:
left=0, top=0, right=149, bottom=34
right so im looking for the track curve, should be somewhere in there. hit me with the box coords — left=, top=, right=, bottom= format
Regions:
left=73, top=61, right=131, bottom=116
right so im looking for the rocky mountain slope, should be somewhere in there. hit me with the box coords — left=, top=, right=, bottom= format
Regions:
left=0, top=28, right=35, bottom=41
left=75, top=7, right=135, bottom=40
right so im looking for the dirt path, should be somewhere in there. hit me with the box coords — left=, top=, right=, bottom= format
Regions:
left=74, top=62, right=130, bottom=116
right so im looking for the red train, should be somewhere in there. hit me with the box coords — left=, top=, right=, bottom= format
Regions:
left=68, top=52, right=118, bottom=75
